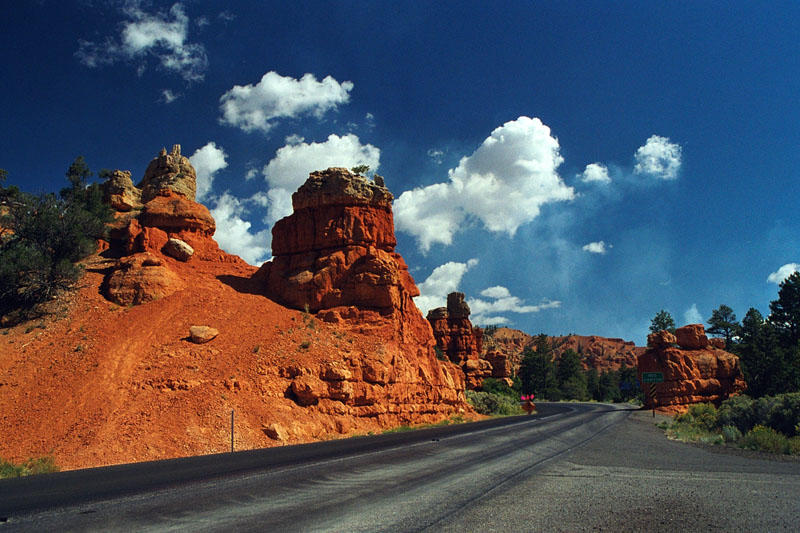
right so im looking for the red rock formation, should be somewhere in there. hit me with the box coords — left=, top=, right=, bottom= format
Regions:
left=637, top=324, right=746, bottom=409
left=428, top=293, right=480, bottom=364
left=101, top=170, right=142, bottom=211
left=139, top=144, right=197, bottom=203
left=552, top=335, right=644, bottom=372
left=0, top=163, right=475, bottom=473
left=484, top=351, right=513, bottom=380
left=427, top=292, right=494, bottom=389
left=104, top=252, right=185, bottom=306
left=139, top=190, right=215, bottom=235
left=482, top=327, right=643, bottom=375
left=103, top=147, right=239, bottom=266
left=255, top=167, right=468, bottom=420
left=257, top=168, right=415, bottom=313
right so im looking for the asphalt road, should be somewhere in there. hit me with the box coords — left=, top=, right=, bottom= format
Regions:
left=2, top=402, right=799, bottom=532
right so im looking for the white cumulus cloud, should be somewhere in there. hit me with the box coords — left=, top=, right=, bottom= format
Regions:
left=469, top=290, right=561, bottom=326
left=395, top=116, right=575, bottom=252
left=579, top=162, right=611, bottom=184
left=634, top=135, right=682, bottom=180
left=219, top=72, right=353, bottom=133
left=189, top=142, right=227, bottom=201
left=261, top=133, right=380, bottom=223
left=76, top=2, right=207, bottom=81
left=582, top=241, right=609, bottom=254
left=767, top=263, right=800, bottom=284
left=413, top=260, right=559, bottom=325
left=684, top=303, right=703, bottom=325
left=210, top=192, right=271, bottom=266
left=414, top=259, right=479, bottom=316
left=480, top=286, right=511, bottom=299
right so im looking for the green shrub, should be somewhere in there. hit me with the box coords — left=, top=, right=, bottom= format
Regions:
left=0, top=458, right=25, bottom=478
left=739, top=425, right=790, bottom=454
left=716, top=393, right=800, bottom=437
left=699, top=434, right=724, bottom=445
left=716, top=395, right=755, bottom=433
left=685, top=403, right=718, bottom=431
left=789, top=437, right=800, bottom=455
left=1, top=161, right=112, bottom=319
left=0, top=455, right=59, bottom=478
left=721, top=425, right=742, bottom=443
left=480, top=377, right=517, bottom=398
left=466, top=390, right=523, bottom=416
left=768, top=393, right=800, bottom=437
left=434, top=346, right=447, bottom=361
left=752, top=396, right=783, bottom=430
left=543, top=386, right=562, bottom=401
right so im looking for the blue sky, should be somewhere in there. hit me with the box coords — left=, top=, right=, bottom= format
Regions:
left=2, top=1, right=799, bottom=344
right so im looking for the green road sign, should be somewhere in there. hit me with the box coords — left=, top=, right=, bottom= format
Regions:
left=642, top=372, right=664, bottom=383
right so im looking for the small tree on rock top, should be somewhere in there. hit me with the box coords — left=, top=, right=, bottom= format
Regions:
left=649, top=309, right=676, bottom=334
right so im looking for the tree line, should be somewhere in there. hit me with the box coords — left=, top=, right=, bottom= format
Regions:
left=513, top=334, right=641, bottom=402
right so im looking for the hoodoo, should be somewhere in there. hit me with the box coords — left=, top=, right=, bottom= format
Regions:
left=100, top=145, right=240, bottom=305
left=255, top=167, right=467, bottom=424
left=428, top=292, right=499, bottom=388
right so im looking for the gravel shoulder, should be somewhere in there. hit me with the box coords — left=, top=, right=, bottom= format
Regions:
left=439, top=408, right=800, bottom=532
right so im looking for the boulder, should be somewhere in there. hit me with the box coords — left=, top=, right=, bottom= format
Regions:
left=709, top=337, right=726, bottom=349
left=291, top=374, right=326, bottom=406
left=262, top=423, right=289, bottom=441
left=675, top=324, right=709, bottom=350
left=105, top=253, right=185, bottom=306
left=163, top=238, right=194, bottom=261
left=139, top=144, right=197, bottom=203
left=188, top=325, right=219, bottom=344
left=647, top=330, right=677, bottom=347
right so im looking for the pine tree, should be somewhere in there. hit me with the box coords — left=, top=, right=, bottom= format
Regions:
left=769, top=272, right=800, bottom=347
left=649, top=309, right=676, bottom=334
left=707, top=304, right=739, bottom=349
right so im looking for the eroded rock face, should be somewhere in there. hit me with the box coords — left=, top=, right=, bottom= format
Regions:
left=647, top=330, right=677, bottom=348
left=102, top=170, right=142, bottom=212
left=139, top=144, right=197, bottom=203
left=105, top=253, right=185, bottom=305
left=256, top=168, right=469, bottom=419
left=675, top=323, right=709, bottom=350
left=257, top=168, right=413, bottom=314
left=102, top=146, right=237, bottom=265
left=427, top=292, right=496, bottom=389
left=638, top=324, right=746, bottom=409
left=139, top=191, right=215, bottom=235
left=480, top=327, right=645, bottom=378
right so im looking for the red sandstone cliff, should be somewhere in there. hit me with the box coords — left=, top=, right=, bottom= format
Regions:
left=637, top=324, right=746, bottom=409
left=482, top=327, right=643, bottom=376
